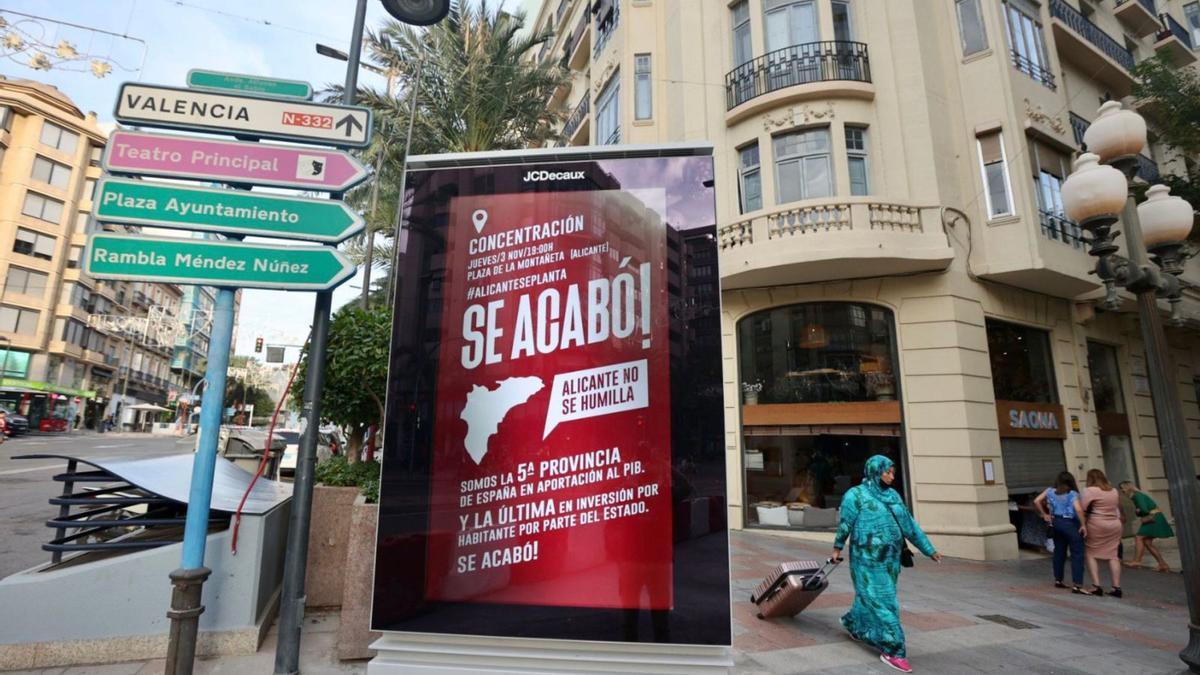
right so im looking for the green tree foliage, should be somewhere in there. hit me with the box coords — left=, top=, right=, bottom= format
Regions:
left=291, top=305, right=391, bottom=461
left=1132, top=55, right=1200, bottom=233
left=332, top=0, right=570, bottom=307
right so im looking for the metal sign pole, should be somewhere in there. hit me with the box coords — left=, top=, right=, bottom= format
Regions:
left=274, top=1, right=367, bottom=672
left=165, top=286, right=236, bottom=675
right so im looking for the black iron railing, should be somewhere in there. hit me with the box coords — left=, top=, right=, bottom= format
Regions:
left=724, top=41, right=871, bottom=110
left=594, top=2, right=619, bottom=56
left=602, top=126, right=620, bottom=145
left=1116, top=0, right=1156, bottom=15
left=1040, top=209, right=1085, bottom=249
left=564, top=95, right=589, bottom=138
left=1070, top=111, right=1090, bottom=148
left=1050, top=0, right=1135, bottom=71
left=1010, top=51, right=1057, bottom=89
left=1160, top=12, right=1195, bottom=49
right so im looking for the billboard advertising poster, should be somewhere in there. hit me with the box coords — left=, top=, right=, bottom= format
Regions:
left=374, top=145, right=729, bottom=646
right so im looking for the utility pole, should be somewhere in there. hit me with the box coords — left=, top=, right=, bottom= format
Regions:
left=274, top=0, right=367, bottom=672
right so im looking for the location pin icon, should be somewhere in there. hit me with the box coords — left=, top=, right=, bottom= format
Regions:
left=471, top=209, right=488, bottom=234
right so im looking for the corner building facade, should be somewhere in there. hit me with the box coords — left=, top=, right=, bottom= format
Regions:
left=530, top=0, right=1200, bottom=559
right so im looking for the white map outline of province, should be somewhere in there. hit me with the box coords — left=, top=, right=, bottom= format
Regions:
left=459, top=376, right=545, bottom=465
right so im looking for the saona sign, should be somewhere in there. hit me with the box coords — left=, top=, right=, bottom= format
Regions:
left=84, top=233, right=356, bottom=291
left=94, top=176, right=364, bottom=243
left=995, top=400, right=1067, bottom=439
left=114, top=83, right=371, bottom=147
left=103, top=130, right=370, bottom=192
left=186, top=69, right=313, bottom=100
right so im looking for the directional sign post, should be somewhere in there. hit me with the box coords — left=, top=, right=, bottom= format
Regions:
left=114, top=82, right=371, bottom=147
left=103, top=130, right=370, bottom=191
left=94, top=177, right=364, bottom=243
left=186, top=69, right=313, bottom=100
left=84, top=233, right=356, bottom=291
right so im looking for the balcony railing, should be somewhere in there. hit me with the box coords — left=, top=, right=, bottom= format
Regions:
left=593, top=2, right=619, bottom=56
left=602, top=126, right=620, bottom=145
left=1116, top=0, right=1155, bottom=14
left=1050, top=0, right=1136, bottom=71
left=1159, top=12, right=1195, bottom=49
left=1040, top=210, right=1085, bottom=249
left=564, top=95, right=589, bottom=139
left=1069, top=111, right=1090, bottom=148
left=1010, top=51, right=1056, bottom=89
left=724, top=41, right=871, bottom=110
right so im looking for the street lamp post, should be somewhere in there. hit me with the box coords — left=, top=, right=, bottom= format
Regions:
left=1062, top=100, right=1200, bottom=672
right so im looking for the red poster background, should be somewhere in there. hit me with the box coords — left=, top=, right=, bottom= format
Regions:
left=424, top=189, right=673, bottom=610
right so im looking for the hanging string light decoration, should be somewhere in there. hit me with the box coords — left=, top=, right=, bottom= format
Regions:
left=0, top=12, right=144, bottom=79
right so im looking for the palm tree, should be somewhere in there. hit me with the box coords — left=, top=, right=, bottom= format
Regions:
left=336, top=0, right=570, bottom=307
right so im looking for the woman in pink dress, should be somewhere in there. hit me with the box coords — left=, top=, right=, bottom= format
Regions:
left=1080, top=469, right=1124, bottom=597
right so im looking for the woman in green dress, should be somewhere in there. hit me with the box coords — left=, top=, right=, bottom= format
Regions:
left=831, top=455, right=942, bottom=674
left=1119, top=482, right=1174, bottom=573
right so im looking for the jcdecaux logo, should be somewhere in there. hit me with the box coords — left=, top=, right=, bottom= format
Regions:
left=523, top=169, right=586, bottom=182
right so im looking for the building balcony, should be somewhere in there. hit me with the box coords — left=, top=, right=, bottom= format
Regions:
left=593, top=0, right=618, bottom=57
left=1114, top=0, right=1161, bottom=37
left=1154, top=12, right=1197, bottom=65
left=1068, top=111, right=1159, bottom=183
left=1049, top=0, right=1136, bottom=95
left=563, top=95, right=589, bottom=145
left=565, top=10, right=590, bottom=71
left=717, top=199, right=954, bottom=290
left=724, top=42, right=873, bottom=124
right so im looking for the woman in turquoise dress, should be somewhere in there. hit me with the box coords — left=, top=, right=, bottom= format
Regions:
left=831, top=455, right=941, bottom=674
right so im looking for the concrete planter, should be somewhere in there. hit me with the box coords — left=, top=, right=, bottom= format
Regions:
left=305, top=485, right=360, bottom=608
left=337, top=495, right=380, bottom=661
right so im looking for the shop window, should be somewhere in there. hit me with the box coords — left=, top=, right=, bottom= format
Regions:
left=774, top=128, right=832, bottom=203
left=977, top=131, right=1013, bottom=218
left=31, top=156, right=71, bottom=189
left=0, top=349, right=30, bottom=378
left=1088, top=341, right=1137, bottom=486
left=13, top=228, right=56, bottom=261
left=986, top=319, right=1056, bottom=403
left=4, top=267, right=48, bottom=298
left=0, top=305, right=39, bottom=335
left=21, top=192, right=65, bottom=224
left=39, top=121, right=79, bottom=154
left=737, top=142, right=762, bottom=213
left=737, top=302, right=897, bottom=405
left=845, top=126, right=869, bottom=196
left=956, top=0, right=989, bottom=56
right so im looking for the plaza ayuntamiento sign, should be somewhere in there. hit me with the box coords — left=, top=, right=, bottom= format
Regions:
left=373, top=146, right=729, bottom=646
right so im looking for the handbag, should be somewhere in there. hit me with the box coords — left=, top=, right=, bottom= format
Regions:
left=887, top=503, right=915, bottom=567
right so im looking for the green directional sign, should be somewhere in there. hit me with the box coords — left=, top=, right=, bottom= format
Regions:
left=187, top=69, right=313, bottom=100
left=84, top=233, right=356, bottom=291
left=95, top=177, right=364, bottom=244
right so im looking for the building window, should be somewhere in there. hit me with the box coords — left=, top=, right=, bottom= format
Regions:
left=956, top=0, right=989, bottom=56
left=977, top=131, right=1013, bottom=218
left=21, top=192, right=65, bottom=224
left=89, top=145, right=103, bottom=166
left=634, top=54, right=652, bottom=120
left=1186, top=3, right=1200, bottom=48
left=39, top=121, right=79, bottom=155
left=732, top=0, right=753, bottom=66
left=13, top=228, right=56, bottom=261
left=764, top=0, right=818, bottom=52
left=845, top=126, right=869, bottom=196
left=67, top=245, right=83, bottom=269
left=1003, top=0, right=1053, bottom=88
left=62, top=318, right=89, bottom=347
left=596, top=73, right=620, bottom=145
left=774, top=127, right=832, bottom=203
left=986, top=319, right=1057, bottom=404
left=0, top=348, right=30, bottom=378
left=1030, top=139, right=1081, bottom=246
left=0, top=305, right=40, bottom=336
left=738, top=143, right=763, bottom=213
left=5, top=267, right=48, bottom=298
left=0, top=106, right=12, bottom=132
left=832, top=0, right=853, bottom=42
left=75, top=211, right=90, bottom=233
left=31, top=156, right=71, bottom=189
left=84, top=178, right=97, bottom=202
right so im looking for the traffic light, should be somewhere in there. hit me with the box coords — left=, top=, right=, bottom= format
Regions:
left=254, top=337, right=263, bottom=353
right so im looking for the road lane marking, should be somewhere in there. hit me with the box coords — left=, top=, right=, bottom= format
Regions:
left=93, top=444, right=132, bottom=449
left=20, top=441, right=46, bottom=446
left=0, top=464, right=61, bottom=476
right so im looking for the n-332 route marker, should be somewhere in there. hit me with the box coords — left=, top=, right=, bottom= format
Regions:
left=115, top=82, right=371, bottom=147
left=95, top=176, right=364, bottom=244
left=103, top=130, right=370, bottom=192
left=84, top=233, right=356, bottom=291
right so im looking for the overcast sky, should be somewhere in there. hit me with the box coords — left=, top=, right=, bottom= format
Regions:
left=2, top=0, right=540, bottom=359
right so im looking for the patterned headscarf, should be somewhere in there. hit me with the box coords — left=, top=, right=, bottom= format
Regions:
left=862, top=454, right=901, bottom=505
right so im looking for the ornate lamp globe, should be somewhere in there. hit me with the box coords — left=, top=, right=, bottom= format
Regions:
left=1062, top=153, right=1128, bottom=223
left=1139, top=185, right=1195, bottom=274
left=1082, top=101, right=1147, bottom=163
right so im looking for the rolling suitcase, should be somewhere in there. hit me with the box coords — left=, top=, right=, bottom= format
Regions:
left=750, top=558, right=840, bottom=619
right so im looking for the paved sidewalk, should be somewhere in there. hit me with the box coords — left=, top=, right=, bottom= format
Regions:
left=731, top=530, right=1192, bottom=674
left=8, top=529, right=1192, bottom=674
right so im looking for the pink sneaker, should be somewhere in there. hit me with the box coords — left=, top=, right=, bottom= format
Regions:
left=880, top=654, right=913, bottom=673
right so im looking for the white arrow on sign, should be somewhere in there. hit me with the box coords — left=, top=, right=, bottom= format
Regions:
left=114, top=82, right=372, bottom=148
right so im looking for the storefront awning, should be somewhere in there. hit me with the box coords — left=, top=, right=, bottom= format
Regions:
left=0, top=379, right=98, bottom=399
